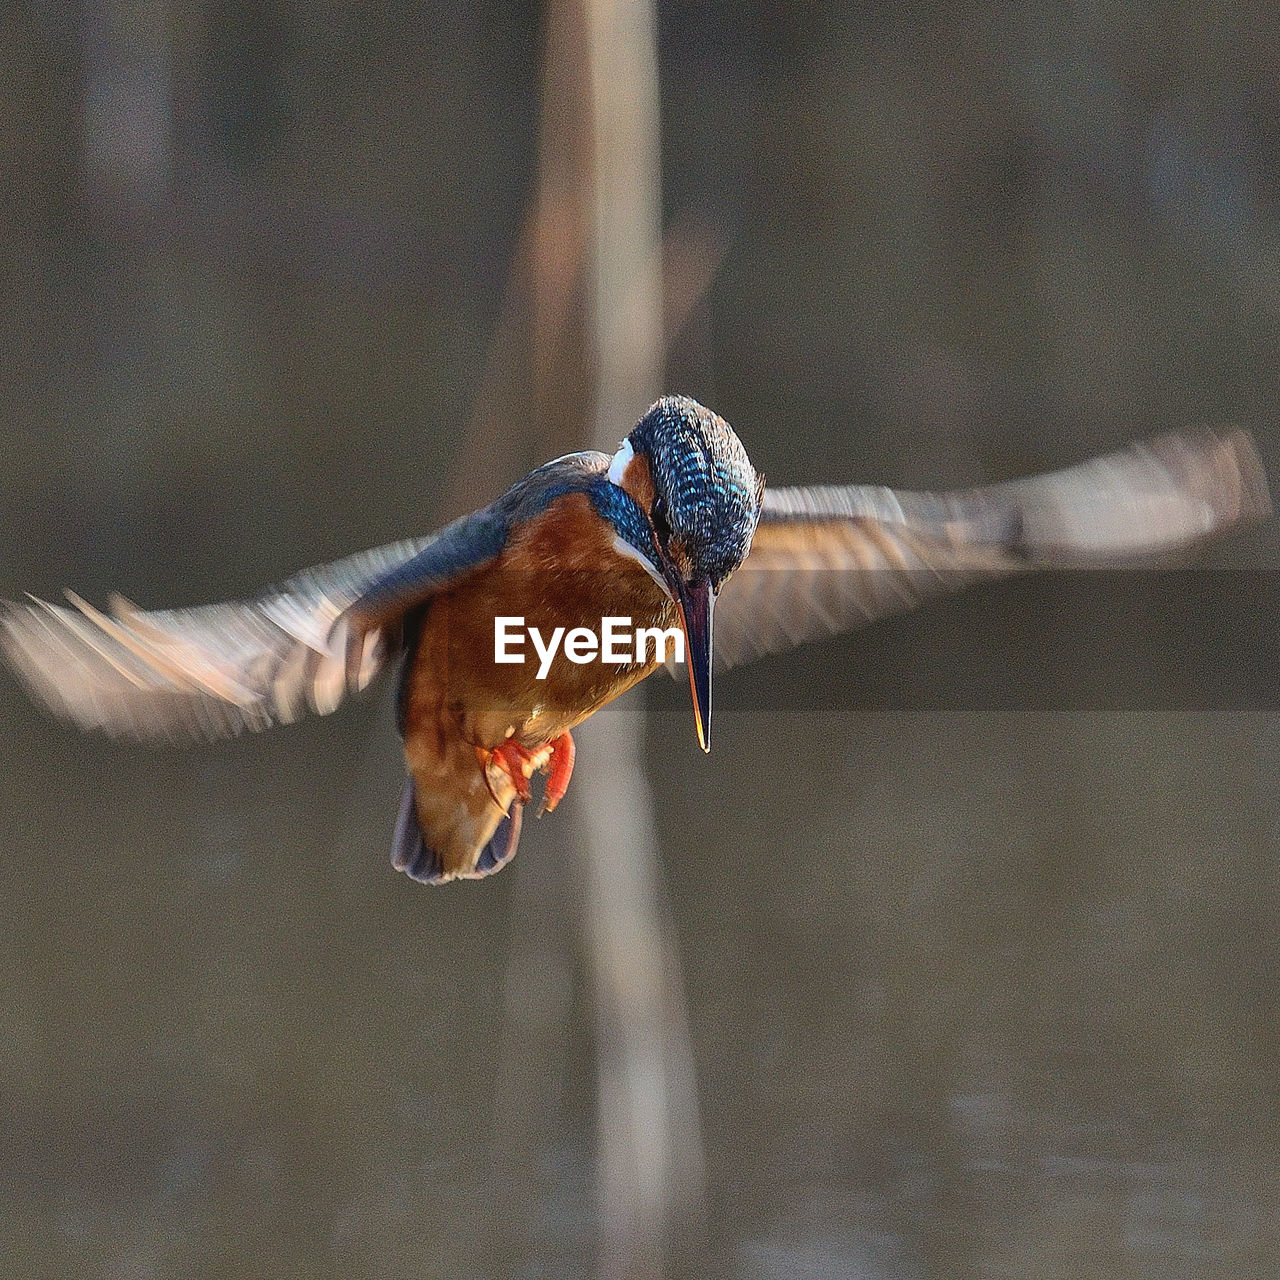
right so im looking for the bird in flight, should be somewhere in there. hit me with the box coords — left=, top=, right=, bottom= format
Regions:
left=1, top=397, right=1268, bottom=883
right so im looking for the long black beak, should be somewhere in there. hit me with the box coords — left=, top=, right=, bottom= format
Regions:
left=672, top=576, right=714, bottom=753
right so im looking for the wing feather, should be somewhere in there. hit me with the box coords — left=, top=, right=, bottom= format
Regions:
left=716, top=427, right=1269, bottom=669
left=0, top=520, right=498, bottom=744
left=0, top=454, right=609, bottom=744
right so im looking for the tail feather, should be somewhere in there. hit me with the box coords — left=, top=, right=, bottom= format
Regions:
left=390, top=778, right=524, bottom=885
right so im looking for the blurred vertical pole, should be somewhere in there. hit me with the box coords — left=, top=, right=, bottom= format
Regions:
left=506, top=2, right=704, bottom=1273
left=576, top=2, right=705, bottom=1279
left=583, top=0, right=663, bottom=424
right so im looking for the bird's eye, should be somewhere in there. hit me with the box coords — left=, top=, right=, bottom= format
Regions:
left=651, top=496, right=671, bottom=546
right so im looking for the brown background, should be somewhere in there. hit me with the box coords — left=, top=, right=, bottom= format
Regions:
left=2, top=3, right=1279, bottom=1276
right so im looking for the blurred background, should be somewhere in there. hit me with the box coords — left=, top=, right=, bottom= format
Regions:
left=3, top=2, right=1280, bottom=1277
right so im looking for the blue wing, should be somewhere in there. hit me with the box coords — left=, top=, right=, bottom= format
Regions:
left=0, top=511, right=509, bottom=743
left=0, top=451, right=612, bottom=744
left=344, top=449, right=609, bottom=633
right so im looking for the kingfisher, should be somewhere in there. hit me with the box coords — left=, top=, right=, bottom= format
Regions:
left=0, top=396, right=1269, bottom=883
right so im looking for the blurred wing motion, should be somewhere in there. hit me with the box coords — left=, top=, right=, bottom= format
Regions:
left=716, top=427, right=1270, bottom=668
left=0, top=512, right=506, bottom=743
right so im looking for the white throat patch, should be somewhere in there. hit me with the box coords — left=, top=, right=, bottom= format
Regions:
left=606, top=437, right=671, bottom=597
left=607, top=438, right=635, bottom=487
left=611, top=534, right=673, bottom=597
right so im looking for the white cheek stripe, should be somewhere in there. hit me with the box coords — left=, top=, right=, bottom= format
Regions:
left=607, top=438, right=635, bottom=486
left=611, top=533, right=672, bottom=598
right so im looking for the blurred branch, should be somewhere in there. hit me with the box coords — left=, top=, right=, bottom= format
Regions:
left=441, top=206, right=723, bottom=521
left=479, top=1, right=709, bottom=1276
left=577, top=3, right=705, bottom=1279
left=439, top=216, right=538, bottom=521
left=661, top=213, right=726, bottom=356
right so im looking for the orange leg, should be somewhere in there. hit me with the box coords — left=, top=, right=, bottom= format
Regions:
left=476, top=733, right=576, bottom=815
left=476, top=740, right=535, bottom=809
left=538, top=731, right=576, bottom=816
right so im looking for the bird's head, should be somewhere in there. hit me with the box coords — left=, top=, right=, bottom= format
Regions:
left=606, top=395, right=763, bottom=753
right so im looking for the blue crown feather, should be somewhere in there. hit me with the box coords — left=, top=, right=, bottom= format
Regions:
left=624, top=395, right=761, bottom=588
left=596, top=394, right=762, bottom=588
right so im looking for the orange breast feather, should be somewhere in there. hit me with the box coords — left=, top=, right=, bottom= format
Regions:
left=403, top=492, right=675, bottom=751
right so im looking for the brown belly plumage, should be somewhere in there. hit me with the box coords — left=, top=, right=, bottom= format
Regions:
left=397, top=492, right=675, bottom=876
left=407, top=561, right=675, bottom=748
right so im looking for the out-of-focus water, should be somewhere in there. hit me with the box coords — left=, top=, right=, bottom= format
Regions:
left=2, top=2, right=1279, bottom=1275
left=4, top=701, right=1279, bottom=1278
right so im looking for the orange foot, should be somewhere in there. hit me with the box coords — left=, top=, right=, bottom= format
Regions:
left=539, top=731, right=575, bottom=816
left=476, top=732, right=576, bottom=816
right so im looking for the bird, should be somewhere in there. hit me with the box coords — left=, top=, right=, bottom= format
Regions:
left=0, top=396, right=1269, bottom=883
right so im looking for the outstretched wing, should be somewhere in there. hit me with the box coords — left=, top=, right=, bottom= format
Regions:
left=0, top=510, right=507, bottom=744
left=715, top=427, right=1270, bottom=669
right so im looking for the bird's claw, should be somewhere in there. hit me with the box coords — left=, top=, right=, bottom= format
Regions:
left=537, top=732, right=575, bottom=816
left=478, top=750, right=508, bottom=811
left=477, top=740, right=534, bottom=811
left=476, top=732, right=576, bottom=816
